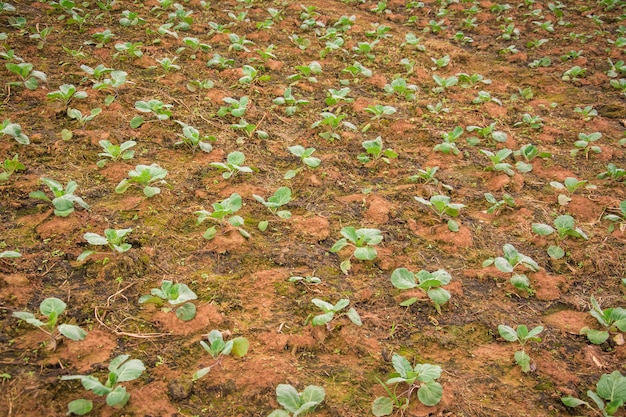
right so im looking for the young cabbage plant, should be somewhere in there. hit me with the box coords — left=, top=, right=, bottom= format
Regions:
left=130, top=99, right=172, bottom=128
left=12, top=297, right=86, bottom=350
left=78, top=228, right=132, bottom=262
left=311, top=111, right=356, bottom=142
left=97, top=139, right=136, bottom=168
left=358, top=136, right=397, bottom=164
left=597, top=163, right=626, bottom=183
left=46, top=83, right=87, bottom=108
left=562, top=371, right=626, bottom=417
left=61, top=355, right=145, bottom=413
left=325, top=87, right=353, bottom=107
left=29, top=178, right=90, bottom=217
left=414, top=195, right=465, bottom=232
left=1, top=119, right=29, bottom=144
left=483, top=244, right=539, bottom=291
left=217, top=96, right=249, bottom=118
left=372, top=354, right=443, bottom=416
left=67, top=107, right=102, bottom=128
left=174, top=122, right=213, bottom=153
left=603, top=200, right=626, bottom=233
left=513, top=144, right=551, bottom=173
left=195, top=193, right=249, bottom=240
left=309, top=298, right=361, bottom=328
left=498, top=324, right=543, bottom=372
left=484, top=193, right=515, bottom=215
left=5, top=62, right=47, bottom=90
left=139, top=280, right=197, bottom=321
left=115, top=164, right=168, bottom=197
left=390, top=268, right=452, bottom=313
left=364, top=104, right=396, bottom=121
left=571, top=131, right=602, bottom=158
left=253, top=187, right=292, bottom=219
left=268, top=384, right=325, bottom=417
left=384, top=77, right=418, bottom=101
left=286, top=61, right=322, bottom=84
left=532, top=214, right=588, bottom=260
left=284, top=145, right=320, bottom=179
left=580, top=296, right=626, bottom=345
left=330, top=227, right=383, bottom=274
left=549, top=177, right=594, bottom=206
left=480, top=149, right=514, bottom=176
left=210, top=151, right=253, bottom=179
left=466, top=122, right=507, bottom=145
left=433, top=126, right=463, bottom=155
left=192, top=330, right=249, bottom=381
left=0, top=154, right=25, bottom=182
left=273, top=87, right=310, bottom=116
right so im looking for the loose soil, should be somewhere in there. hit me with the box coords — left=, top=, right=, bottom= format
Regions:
left=1, top=1, right=625, bottom=416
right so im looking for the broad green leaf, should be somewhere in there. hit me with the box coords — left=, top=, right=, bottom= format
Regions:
left=596, top=371, right=626, bottom=403
left=29, top=190, right=51, bottom=202
left=561, top=396, right=588, bottom=408
left=340, top=259, right=351, bottom=275
left=581, top=328, right=609, bottom=344
left=346, top=307, right=362, bottom=326
left=40, top=297, right=66, bottom=317
left=554, top=215, right=575, bottom=232
left=311, top=312, right=334, bottom=326
left=494, top=257, right=514, bottom=273
left=143, top=186, right=160, bottom=197
left=300, top=385, right=325, bottom=407
left=76, top=250, right=94, bottom=262
left=399, top=297, right=418, bottom=306
left=106, top=385, right=130, bottom=408
left=311, top=298, right=334, bottom=312
left=547, top=245, right=565, bottom=259
left=514, top=350, right=531, bottom=372
left=83, top=233, right=108, bottom=246
left=414, top=363, right=442, bottom=381
left=511, top=274, right=530, bottom=289
left=231, top=337, right=249, bottom=357
left=532, top=223, right=554, bottom=236
left=112, top=357, right=145, bottom=382
left=130, top=115, right=143, bottom=128
left=330, top=238, right=348, bottom=253
left=276, top=384, right=302, bottom=413
left=354, top=246, right=376, bottom=260
left=12, top=311, right=45, bottom=327
left=334, top=299, right=350, bottom=311
left=115, top=179, right=130, bottom=193
left=269, top=187, right=291, bottom=205
left=372, top=396, right=394, bottom=416
left=67, top=398, right=93, bottom=415
left=391, top=268, right=417, bottom=289
left=0, top=251, right=21, bottom=258
left=192, top=367, right=211, bottom=381
left=58, top=324, right=87, bottom=341
left=428, top=287, right=450, bottom=307
left=258, top=220, right=268, bottom=231
left=175, top=303, right=196, bottom=321
left=340, top=227, right=359, bottom=243
left=447, top=219, right=459, bottom=232
left=392, top=354, right=413, bottom=378
left=169, top=284, right=197, bottom=304
left=498, top=325, right=518, bottom=342
left=79, top=375, right=111, bottom=396
left=417, top=380, right=443, bottom=406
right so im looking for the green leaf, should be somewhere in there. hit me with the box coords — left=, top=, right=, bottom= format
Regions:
left=547, top=245, right=565, bottom=259
left=330, top=238, right=348, bottom=253
left=399, top=297, right=418, bottom=306
left=392, top=354, right=414, bottom=377
left=276, top=384, right=302, bottom=413
left=12, top=311, right=45, bottom=327
left=498, top=325, right=518, bottom=342
left=561, top=396, right=588, bottom=408
left=312, top=312, right=334, bottom=326
left=143, top=186, right=160, bottom=197
left=514, top=350, right=531, bottom=372
left=428, top=287, right=450, bottom=307
left=192, top=367, right=211, bottom=381
left=494, top=257, right=514, bottom=273
left=67, top=398, right=93, bottom=415
left=417, top=380, right=443, bottom=406
left=115, top=179, right=130, bottom=194
left=447, top=219, right=459, bottom=232
left=40, top=297, right=66, bottom=317
left=311, top=298, right=334, bottom=312
left=29, top=190, right=51, bottom=202
left=231, top=337, right=249, bottom=357
left=111, top=356, right=145, bottom=382
left=340, top=259, right=351, bottom=275
left=258, top=220, right=268, bottom=231
left=0, top=250, right=21, bottom=258
left=300, top=385, right=325, bottom=408
left=346, top=308, right=362, bottom=326
left=106, top=386, right=130, bottom=408
left=554, top=215, right=575, bottom=232
left=532, top=223, right=555, bottom=236
left=596, top=371, right=626, bottom=403
left=511, top=274, right=530, bottom=289
left=391, top=268, right=417, bottom=289
left=175, top=303, right=196, bottom=321
left=581, top=328, right=609, bottom=344
left=354, top=246, right=376, bottom=260
left=203, top=226, right=217, bottom=240
left=130, top=115, right=143, bottom=128
left=372, top=396, right=394, bottom=416
left=58, top=324, right=87, bottom=341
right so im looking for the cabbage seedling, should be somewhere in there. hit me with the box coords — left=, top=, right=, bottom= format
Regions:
left=372, top=354, right=443, bottom=416
left=268, top=384, right=325, bottom=417
left=46, top=83, right=87, bottom=108
left=1, top=119, right=29, bottom=144
left=513, top=143, right=551, bottom=173
left=414, top=195, right=464, bottom=231
left=562, top=371, right=626, bottom=416
left=254, top=187, right=292, bottom=219
left=61, top=355, right=145, bottom=412
left=115, top=164, right=168, bottom=197
left=603, top=200, right=626, bottom=232
left=358, top=136, right=397, bottom=164
left=12, top=297, right=86, bottom=350
left=433, top=126, right=463, bottom=155
left=130, top=99, right=172, bottom=128
left=532, top=214, right=588, bottom=259
left=174, top=122, right=213, bottom=153
left=77, top=228, right=132, bottom=262
left=0, top=154, right=25, bottom=182
left=571, top=131, right=602, bottom=158
left=67, top=107, right=102, bottom=128
left=273, top=87, right=310, bottom=116
left=549, top=177, right=593, bottom=206
left=497, top=324, right=543, bottom=372
left=580, top=296, right=626, bottom=345
left=217, top=96, right=248, bottom=118
left=29, top=178, right=90, bottom=217
left=195, top=193, right=249, bottom=239
left=309, top=298, right=361, bottom=328
left=330, top=227, right=383, bottom=274
left=5, top=62, right=47, bottom=90
left=193, top=330, right=249, bottom=381
left=311, top=111, right=356, bottom=142
left=284, top=145, right=320, bottom=179
left=228, top=33, right=254, bottom=52
left=325, top=87, right=353, bottom=107
left=574, top=105, right=597, bottom=121
left=139, top=280, right=197, bottom=321
left=210, top=151, right=253, bottom=179
left=390, top=268, right=451, bottom=313
left=466, top=122, right=507, bottom=145
left=480, top=149, right=514, bottom=176
left=484, top=193, right=515, bottom=215
left=483, top=244, right=539, bottom=291
left=597, top=163, right=626, bottom=182
left=97, top=139, right=136, bottom=168
left=364, top=104, right=396, bottom=121
left=286, top=61, right=322, bottom=83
